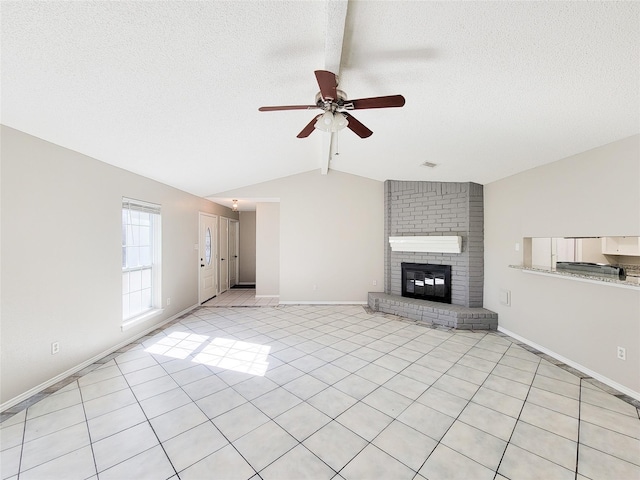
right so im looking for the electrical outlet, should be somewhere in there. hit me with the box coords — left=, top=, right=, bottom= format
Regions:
left=166, top=297, right=171, bottom=306
left=372, top=280, right=377, bottom=286
left=51, top=342, right=60, bottom=355
left=617, top=346, right=626, bottom=360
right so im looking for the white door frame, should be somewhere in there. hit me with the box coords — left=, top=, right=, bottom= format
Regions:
left=229, top=219, right=239, bottom=288
left=198, top=212, right=218, bottom=304
left=219, top=216, right=230, bottom=293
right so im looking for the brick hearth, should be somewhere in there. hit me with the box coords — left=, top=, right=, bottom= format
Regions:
left=368, top=292, right=498, bottom=330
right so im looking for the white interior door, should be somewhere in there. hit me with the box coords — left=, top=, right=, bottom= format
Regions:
left=199, top=213, right=218, bottom=303
left=229, top=220, right=239, bottom=288
left=220, top=217, right=229, bottom=293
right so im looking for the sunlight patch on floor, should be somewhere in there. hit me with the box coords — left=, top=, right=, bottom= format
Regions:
left=193, top=338, right=270, bottom=376
left=145, top=333, right=270, bottom=375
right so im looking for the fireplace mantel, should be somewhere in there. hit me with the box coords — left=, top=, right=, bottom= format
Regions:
left=388, top=236, right=462, bottom=254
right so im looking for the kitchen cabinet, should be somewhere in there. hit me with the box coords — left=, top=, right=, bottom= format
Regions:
left=601, top=236, right=640, bottom=256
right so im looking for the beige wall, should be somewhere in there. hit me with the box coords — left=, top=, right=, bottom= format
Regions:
left=0, top=126, right=237, bottom=406
left=255, top=203, right=280, bottom=296
left=580, top=238, right=609, bottom=264
left=216, top=170, right=385, bottom=303
left=484, top=135, right=640, bottom=396
left=238, top=211, right=256, bottom=284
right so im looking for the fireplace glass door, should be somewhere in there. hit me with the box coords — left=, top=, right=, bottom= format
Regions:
left=401, top=263, right=451, bottom=304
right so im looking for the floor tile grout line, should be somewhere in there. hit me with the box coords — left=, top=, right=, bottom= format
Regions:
left=76, top=379, right=100, bottom=480
left=16, top=382, right=95, bottom=478
left=574, top=398, right=640, bottom=468
left=575, top=378, right=583, bottom=480
left=14, top=406, right=27, bottom=480
left=103, top=356, right=181, bottom=479
left=491, top=350, right=541, bottom=478
left=140, top=374, right=232, bottom=473
left=411, top=334, right=515, bottom=477
left=490, top=357, right=583, bottom=476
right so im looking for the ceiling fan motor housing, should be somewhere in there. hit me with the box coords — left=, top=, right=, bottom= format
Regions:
left=315, top=90, right=350, bottom=112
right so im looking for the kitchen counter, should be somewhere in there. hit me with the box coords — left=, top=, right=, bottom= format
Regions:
left=509, top=265, right=640, bottom=289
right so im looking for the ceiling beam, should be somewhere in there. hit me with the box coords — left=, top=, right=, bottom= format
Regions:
left=324, top=0, right=348, bottom=76
left=321, top=0, right=349, bottom=175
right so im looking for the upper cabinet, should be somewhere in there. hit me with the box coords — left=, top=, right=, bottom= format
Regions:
left=601, top=236, right=640, bottom=256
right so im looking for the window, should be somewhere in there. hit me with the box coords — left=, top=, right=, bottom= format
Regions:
left=122, top=198, right=161, bottom=323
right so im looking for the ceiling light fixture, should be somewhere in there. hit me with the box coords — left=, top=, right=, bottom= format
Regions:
left=314, top=111, right=349, bottom=133
left=232, top=199, right=238, bottom=211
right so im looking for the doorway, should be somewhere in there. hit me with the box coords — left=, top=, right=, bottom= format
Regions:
left=229, top=219, right=239, bottom=288
left=219, top=217, right=229, bottom=293
left=198, top=213, right=218, bottom=304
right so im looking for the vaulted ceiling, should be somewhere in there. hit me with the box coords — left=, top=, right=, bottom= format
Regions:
left=2, top=1, right=638, bottom=201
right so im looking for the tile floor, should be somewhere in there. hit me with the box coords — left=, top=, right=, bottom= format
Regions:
left=203, top=288, right=278, bottom=307
left=1, top=302, right=639, bottom=480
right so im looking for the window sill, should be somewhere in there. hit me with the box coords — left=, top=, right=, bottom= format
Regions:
left=121, top=308, right=165, bottom=331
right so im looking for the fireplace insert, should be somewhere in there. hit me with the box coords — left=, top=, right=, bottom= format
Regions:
left=401, top=263, right=452, bottom=303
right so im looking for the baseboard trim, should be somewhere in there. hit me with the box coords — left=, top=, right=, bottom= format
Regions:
left=278, top=301, right=368, bottom=305
left=255, top=295, right=279, bottom=298
left=1, top=304, right=198, bottom=413
left=498, top=326, right=640, bottom=402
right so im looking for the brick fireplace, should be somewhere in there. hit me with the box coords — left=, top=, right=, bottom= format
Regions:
left=385, top=181, right=484, bottom=307
left=369, top=180, right=497, bottom=329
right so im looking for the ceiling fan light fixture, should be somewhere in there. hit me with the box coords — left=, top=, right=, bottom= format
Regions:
left=333, top=112, right=348, bottom=131
left=314, top=111, right=348, bottom=133
left=315, top=111, right=334, bottom=132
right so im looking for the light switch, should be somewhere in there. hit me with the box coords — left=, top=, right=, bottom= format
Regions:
left=515, top=242, right=520, bottom=252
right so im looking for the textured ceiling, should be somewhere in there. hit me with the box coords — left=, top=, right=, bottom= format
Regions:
left=2, top=1, right=638, bottom=201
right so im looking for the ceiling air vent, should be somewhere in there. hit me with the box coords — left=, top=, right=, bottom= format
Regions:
left=421, top=161, right=437, bottom=168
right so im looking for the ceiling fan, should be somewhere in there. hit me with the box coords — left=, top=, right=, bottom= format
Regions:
left=258, top=70, right=405, bottom=139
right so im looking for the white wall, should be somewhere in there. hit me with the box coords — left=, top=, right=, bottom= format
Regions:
left=484, top=135, right=640, bottom=396
left=216, top=170, right=385, bottom=303
left=255, top=203, right=280, bottom=296
left=0, top=126, right=237, bottom=406
left=238, top=211, right=256, bottom=284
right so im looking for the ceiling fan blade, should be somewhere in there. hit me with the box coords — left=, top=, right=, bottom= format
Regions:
left=343, top=113, right=373, bottom=138
left=259, top=105, right=317, bottom=112
left=297, top=114, right=322, bottom=138
left=349, top=95, right=406, bottom=110
left=315, top=70, right=338, bottom=101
